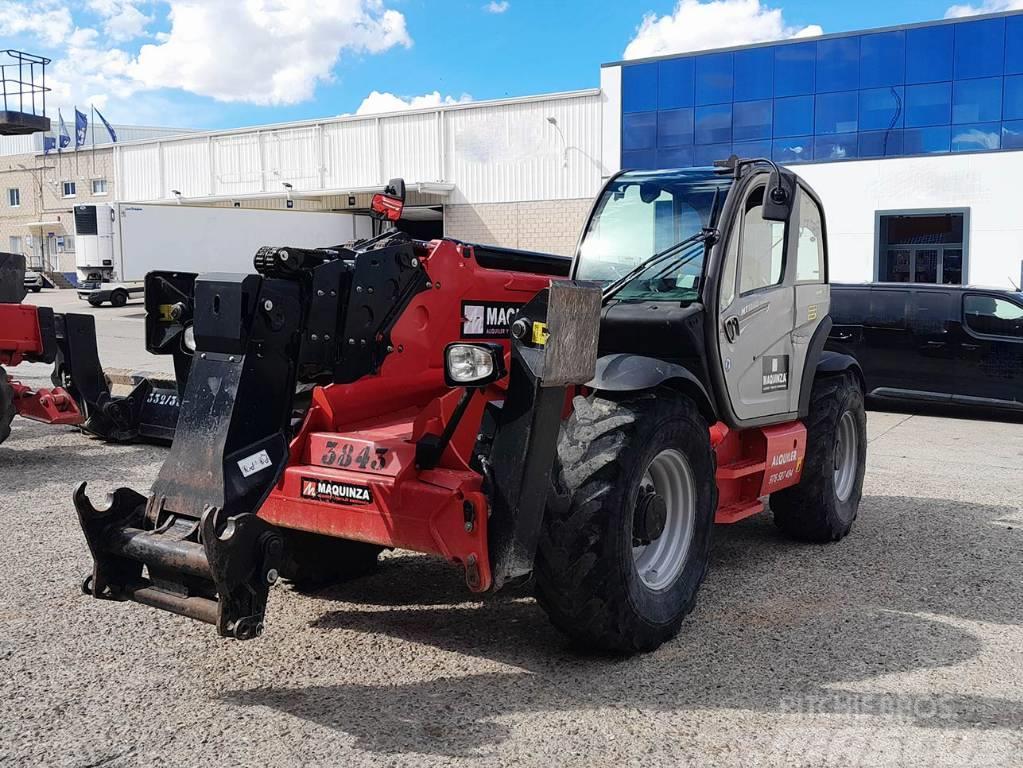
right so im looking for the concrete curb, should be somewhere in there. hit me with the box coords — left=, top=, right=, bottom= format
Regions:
left=105, top=367, right=177, bottom=389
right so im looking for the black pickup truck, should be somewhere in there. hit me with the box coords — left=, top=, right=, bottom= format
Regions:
left=827, top=283, right=1023, bottom=412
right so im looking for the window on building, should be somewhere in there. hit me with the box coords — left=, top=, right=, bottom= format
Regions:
left=860, top=30, right=905, bottom=88
left=738, top=187, right=786, bottom=294
left=964, top=295, right=1023, bottom=338
left=91, top=178, right=108, bottom=195
left=954, top=17, right=1005, bottom=80
left=8, top=188, right=20, bottom=207
left=774, top=41, right=816, bottom=97
left=622, top=62, right=657, bottom=113
left=9, top=235, right=22, bottom=253
left=657, top=108, right=694, bottom=147
left=63, top=181, right=76, bottom=198
left=623, top=112, right=657, bottom=151
left=773, top=95, right=814, bottom=137
left=816, top=36, right=859, bottom=93
left=696, top=52, right=733, bottom=106
left=733, top=47, right=773, bottom=101
left=733, top=99, right=772, bottom=141
left=876, top=211, right=966, bottom=284
left=906, top=82, right=952, bottom=128
left=695, top=103, right=732, bottom=144
left=658, top=58, right=694, bottom=110
left=796, top=189, right=824, bottom=282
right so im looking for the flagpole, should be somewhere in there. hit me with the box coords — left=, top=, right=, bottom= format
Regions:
left=91, top=105, right=95, bottom=177
left=75, top=106, right=79, bottom=179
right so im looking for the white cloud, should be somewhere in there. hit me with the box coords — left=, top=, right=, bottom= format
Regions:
left=4, top=0, right=413, bottom=117
left=945, top=0, right=1023, bottom=17
left=355, top=90, right=472, bottom=115
left=623, top=0, right=823, bottom=60
left=87, top=0, right=153, bottom=41
left=485, top=1, right=510, bottom=13
left=0, top=0, right=72, bottom=46
left=131, top=1, right=412, bottom=105
left=47, top=27, right=138, bottom=112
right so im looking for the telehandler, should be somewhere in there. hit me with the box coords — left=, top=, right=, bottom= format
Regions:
left=74, top=160, right=866, bottom=652
left=0, top=253, right=183, bottom=445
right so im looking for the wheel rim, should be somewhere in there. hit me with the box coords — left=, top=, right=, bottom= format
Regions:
left=632, top=449, right=696, bottom=591
left=833, top=410, right=858, bottom=502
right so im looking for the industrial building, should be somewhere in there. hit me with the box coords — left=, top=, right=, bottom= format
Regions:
left=602, top=9, right=1023, bottom=288
left=3, top=9, right=1022, bottom=289
left=0, top=124, right=195, bottom=278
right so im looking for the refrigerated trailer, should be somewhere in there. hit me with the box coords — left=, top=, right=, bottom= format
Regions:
left=74, top=203, right=373, bottom=305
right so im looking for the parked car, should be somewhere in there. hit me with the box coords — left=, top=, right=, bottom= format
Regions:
left=23, top=270, right=44, bottom=293
left=76, top=281, right=143, bottom=307
left=828, top=283, right=1023, bottom=412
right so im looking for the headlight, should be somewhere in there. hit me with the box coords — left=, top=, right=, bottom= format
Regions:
left=444, top=343, right=506, bottom=387
left=183, top=324, right=196, bottom=352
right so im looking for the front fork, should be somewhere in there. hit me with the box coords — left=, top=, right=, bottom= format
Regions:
left=75, top=485, right=284, bottom=638
left=74, top=272, right=304, bottom=638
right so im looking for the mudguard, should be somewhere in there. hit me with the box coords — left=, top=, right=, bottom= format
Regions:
left=586, top=353, right=717, bottom=421
left=802, top=349, right=865, bottom=417
left=816, top=350, right=864, bottom=383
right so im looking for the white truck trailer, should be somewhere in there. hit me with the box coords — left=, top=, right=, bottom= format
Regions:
left=74, top=203, right=373, bottom=306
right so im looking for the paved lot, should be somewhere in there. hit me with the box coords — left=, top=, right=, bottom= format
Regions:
left=16, top=288, right=175, bottom=379
left=1, top=303, right=1022, bottom=766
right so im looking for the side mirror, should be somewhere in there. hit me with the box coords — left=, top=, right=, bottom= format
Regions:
left=762, top=170, right=795, bottom=222
left=371, top=177, right=406, bottom=222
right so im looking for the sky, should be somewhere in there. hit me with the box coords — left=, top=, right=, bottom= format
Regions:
left=0, top=0, right=1019, bottom=132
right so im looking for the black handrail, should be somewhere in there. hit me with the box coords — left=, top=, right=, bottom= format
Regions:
left=0, top=50, right=50, bottom=117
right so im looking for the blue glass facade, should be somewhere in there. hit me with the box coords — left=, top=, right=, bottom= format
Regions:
left=619, top=12, right=1023, bottom=169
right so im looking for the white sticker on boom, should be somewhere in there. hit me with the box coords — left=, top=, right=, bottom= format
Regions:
left=237, top=449, right=273, bottom=478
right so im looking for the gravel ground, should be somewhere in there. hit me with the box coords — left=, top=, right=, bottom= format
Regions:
left=1, top=370, right=1021, bottom=767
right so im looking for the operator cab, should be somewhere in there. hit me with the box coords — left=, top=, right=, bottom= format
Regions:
left=572, top=162, right=831, bottom=429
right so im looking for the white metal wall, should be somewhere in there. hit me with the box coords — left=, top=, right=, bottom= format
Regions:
left=600, top=65, right=622, bottom=179
left=115, top=90, right=606, bottom=205
left=796, top=150, right=1023, bottom=289
left=0, top=124, right=197, bottom=156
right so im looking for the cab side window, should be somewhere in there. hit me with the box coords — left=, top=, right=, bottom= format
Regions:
left=964, top=295, right=1023, bottom=338
left=738, top=187, right=787, bottom=295
left=719, top=219, right=739, bottom=310
left=795, top=188, right=824, bottom=283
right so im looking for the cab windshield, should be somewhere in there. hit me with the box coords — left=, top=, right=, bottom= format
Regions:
left=575, top=169, right=732, bottom=302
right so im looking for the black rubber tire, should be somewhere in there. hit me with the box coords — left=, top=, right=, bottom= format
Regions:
left=279, top=529, right=384, bottom=592
left=88, top=298, right=103, bottom=308
left=31, top=286, right=41, bottom=293
left=771, top=372, right=866, bottom=542
left=535, top=391, right=717, bottom=653
left=0, top=367, right=14, bottom=445
left=110, top=290, right=128, bottom=308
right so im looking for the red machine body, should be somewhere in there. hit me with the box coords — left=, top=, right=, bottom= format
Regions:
left=257, top=239, right=808, bottom=590
left=259, top=239, right=552, bottom=592
left=1, top=303, right=84, bottom=426
left=0, top=304, right=46, bottom=366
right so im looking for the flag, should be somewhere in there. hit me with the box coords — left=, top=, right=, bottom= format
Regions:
left=43, top=135, right=56, bottom=154
left=95, top=107, right=117, bottom=143
left=58, top=110, right=70, bottom=149
left=75, top=108, right=88, bottom=148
